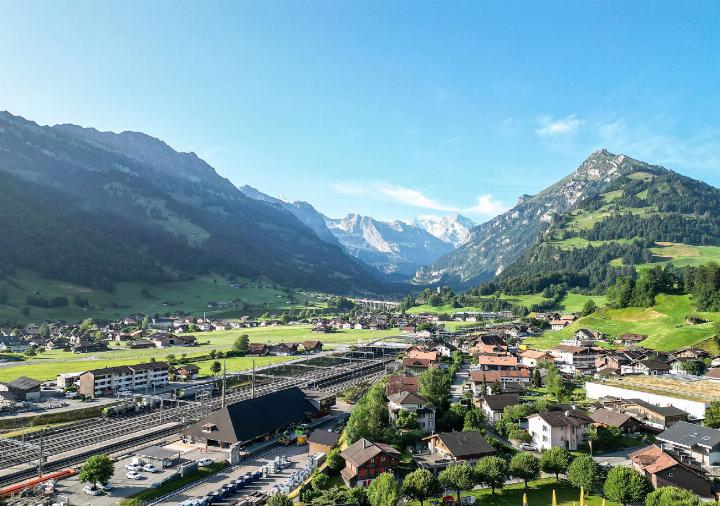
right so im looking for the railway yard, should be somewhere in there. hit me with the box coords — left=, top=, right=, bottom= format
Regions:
left=0, top=347, right=397, bottom=502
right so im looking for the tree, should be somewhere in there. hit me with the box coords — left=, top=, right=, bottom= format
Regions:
left=544, top=363, right=572, bottom=401
left=474, top=456, right=508, bottom=494
left=396, top=410, right=419, bottom=430
left=705, top=401, right=720, bottom=428
left=567, top=455, right=602, bottom=491
left=589, top=425, right=622, bottom=451
left=80, top=318, right=94, bottom=333
left=581, top=299, right=598, bottom=316
left=233, top=334, right=250, bottom=353
left=402, top=469, right=441, bottom=506
left=532, top=369, right=542, bottom=388
left=645, top=486, right=702, bottom=506
left=419, top=368, right=452, bottom=410
left=38, top=323, right=50, bottom=338
left=438, top=462, right=476, bottom=502
left=79, top=454, right=114, bottom=486
left=210, top=361, right=222, bottom=375
left=508, top=428, right=532, bottom=444
left=141, top=316, right=149, bottom=330
left=345, top=382, right=388, bottom=443
left=325, top=448, right=344, bottom=473
left=540, top=448, right=571, bottom=481
left=367, top=472, right=400, bottom=506
left=311, top=473, right=329, bottom=491
left=267, top=494, right=293, bottom=506
left=509, top=452, right=540, bottom=488
left=463, top=409, right=486, bottom=431
left=491, top=379, right=502, bottom=395
left=603, top=466, right=652, bottom=506
left=681, top=359, right=708, bottom=376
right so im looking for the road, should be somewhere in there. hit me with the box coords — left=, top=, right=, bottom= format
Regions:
left=592, top=445, right=645, bottom=467
left=450, top=362, right=470, bottom=403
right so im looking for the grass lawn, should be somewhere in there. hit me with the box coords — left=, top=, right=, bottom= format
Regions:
left=525, top=294, right=720, bottom=351
left=410, top=479, right=618, bottom=506
left=0, top=270, right=324, bottom=323
left=635, top=242, right=720, bottom=270
left=408, top=293, right=607, bottom=316
left=0, top=325, right=395, bottom=382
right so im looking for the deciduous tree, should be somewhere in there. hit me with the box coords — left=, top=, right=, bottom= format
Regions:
left=509, top=452, right=540, bottom=488
left=645, top=486, right=702, bottom=506
left=567, top=455, right=603, bottom=491
left=367, top=472, right=400, bottom=506
left=438, top=462, right=476, bottom=502
left=79, top=454, right=114, bottom=486
left=402, top=469, right=441, bottom=506
left=540, top=448, right=571, bottom=481
left=474, top=456, right=507, bottom=494
left=603, top=466, right=652, bottom=506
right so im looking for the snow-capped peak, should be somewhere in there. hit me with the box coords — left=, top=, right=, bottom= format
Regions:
left=414, top=214, right=476, bottom=247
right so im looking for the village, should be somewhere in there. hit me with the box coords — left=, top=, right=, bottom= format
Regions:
left=0, top=306, right=719, bottom=505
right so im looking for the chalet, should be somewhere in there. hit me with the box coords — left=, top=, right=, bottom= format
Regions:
left=612, top=398, right=689, bottom=430
left=669, top=357, right=704, bottom=375
left=518, top=349, right=554, bottom=368
left=656, top=421, right=720, bottom=468
left=387, top=391, right=435, bottom=434
left=148, top=318, right=174, bottom=330
left=590, top=408, right=640, bottom=434
left=340, top=438, right=400, bottom=487
left=72, top=340, right=109, bottom=354
left=621, top=359, right=671, bottom=376
left=616, top=333, right=646, bottom=346
left=246, top=343, right=269, bottom=356
left=549, top=320, right=571, bottom=331
left=422, top=431, right=496, bottom=468
left=436, top=342, right=458, bottom=358
left=302, top=340, right=323, bottom=353
left=674, top=348, right=710, bottom=361
left=406, top=350, right=439, bottom=362
left=402, top=357, right=434, bottom=373
left=385, top=375, right=420, bottom=397
left=481, top=393, right=520, bottom=423
left=128, top=339, right=155, bottom=349
left=551, top=345, right=603, bottom=375
left=630, top=445, right=713, bottom=498
left=474, top=355, right=519, bottom=371
left=0, top=335, right=29, bottom=353
left=528, top=409, right=593, bottom=451
left=469, top=369, right=530, bottom=395
left=271, top=343, right=299, bottom=356
left=174, top=364, right=200, bottom=380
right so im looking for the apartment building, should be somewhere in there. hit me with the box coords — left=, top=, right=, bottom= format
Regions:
left=78, top=362, right=169, bottom=398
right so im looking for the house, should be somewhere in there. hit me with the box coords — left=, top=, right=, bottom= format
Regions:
left=518, top=349, right=554, bottom=368
left=619, top=399, right=690, bottom=430
left=386, top=375, right=420, bottom=396
left=617, top=333, right=646, bottom=346
left=302, top=340, right=323, bottom=353
left=78, top=362, right=169, bottom=398
left=402, top=357, right=434, bottom=373
left=184, top=387, right=320, bottom=448
left=340, top=438, right=400, bottom=487
left=436, top=342, right=457, bottom=358
left=387, top=391, right=435, bottom=434
left=0, top=335, right=29, bottom=353
left=246, top=343, right=269, bottom=356
left=307, top=429, right=340, bottom=455
left=148, top=318, right=174, bottom=330
left=271, top=343, right=299, bottom=356
left=620, top=359, right=671, bottom=376
left=630, top=444, right=713, bottom=498
left=656, top=421, right=720, bottom=468
left=590, top=408, right=640, bottom=434
left=550, top=320, right=571, bottom=331
left=422, top=431, right=496, bottom=467
left=469, top=369, right=531, bottom=395
left=406, top=350, right=439, bottom=362
left=474, top=355, right=519, bottom=371
left=528, top=410, right=593, bottom=451
left=551, top=345, right=603, bottom=375
left=0, top=376, right=42, bottom=401
left=72, top=340, right=109, bottom=354
left=481, top=394, right=520, bottom=424
left=674, top=348, right=710, bottom=361
left=174, top=364, right=200, bottom=380
left=128, top=339, right=155, bottom=349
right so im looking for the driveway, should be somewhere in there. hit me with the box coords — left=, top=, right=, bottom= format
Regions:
left=451, top=363, right=470, bottom=403
left=592, top=445, right=645, bottom=467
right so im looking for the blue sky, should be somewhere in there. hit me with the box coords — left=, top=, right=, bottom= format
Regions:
left=1, top=1, right=719, bottom=223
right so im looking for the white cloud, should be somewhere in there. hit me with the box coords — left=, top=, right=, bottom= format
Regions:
left=331, top=181, right=506, bottom=217
left=535, top=115, right=583, bottom=137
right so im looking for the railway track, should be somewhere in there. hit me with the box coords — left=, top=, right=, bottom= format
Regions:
left=0, top=353, right=393, bottom=488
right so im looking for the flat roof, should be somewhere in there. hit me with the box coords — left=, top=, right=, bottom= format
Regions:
left=136, top=445, right=180, bottom=460
left=594, top=376, right=720, bottom=403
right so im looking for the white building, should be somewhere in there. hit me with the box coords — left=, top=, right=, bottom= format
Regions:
left=387, top=391, right=435, bottom=434
left=528, top=410, right=593, bottom=451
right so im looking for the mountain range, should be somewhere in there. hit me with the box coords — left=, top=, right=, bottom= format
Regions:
left=3, top=110, right=720, bottom=298
left=238, top=185, right=475, bottom=277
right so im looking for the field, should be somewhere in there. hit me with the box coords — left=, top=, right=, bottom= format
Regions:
left=408, top=479, right=618, bottom=506
left=525, top=294, right=720, bottom=351
left=597, top=375, right=720, bottom=403
left=0, top=325, right=397, bottom=382
left=0, top=270, right=324, bottom=323
left=407, top=293, right=607, bottom=315
left=634, top=242, right=720, bottom=269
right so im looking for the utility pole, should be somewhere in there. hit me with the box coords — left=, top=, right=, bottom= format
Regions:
left=251, top=359, right=255, bottom=399
left=221, top=355, right=227, bottom=408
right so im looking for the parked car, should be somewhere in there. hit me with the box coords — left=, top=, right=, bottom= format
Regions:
left=198, top=458, right=214, bottom=467
left=143, top=464, right=159, bottom=473
left=519, top=443, right=535, bottom=451
left=98, top=482, right=113, bottom=491
left=83, top=485, right=101, bottom=496
left=126, top=471, right=142, bottom=480
left=125, top=463, right=141, bottom=472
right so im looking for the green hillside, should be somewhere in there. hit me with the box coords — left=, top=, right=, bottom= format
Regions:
left=0, top=270, right=323, bottom=323
left=525, top=294, right=720, bottom=351
left=405, top=292, right=606, bottom=315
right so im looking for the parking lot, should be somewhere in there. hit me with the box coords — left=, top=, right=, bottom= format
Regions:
left=57, top=453, right=183, bottom=506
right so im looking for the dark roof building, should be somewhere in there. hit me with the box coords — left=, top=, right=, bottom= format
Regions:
left=340, top=438, right=400, bottom=487
left=590, top=408, right=640, bottom=433
left=630, top=444, right=714, bottom=498
left=425, top=431, right=496, bottom=462
left=0, top=376, right=42, bottom=400
left=183, top=387, right=320, bottom=447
